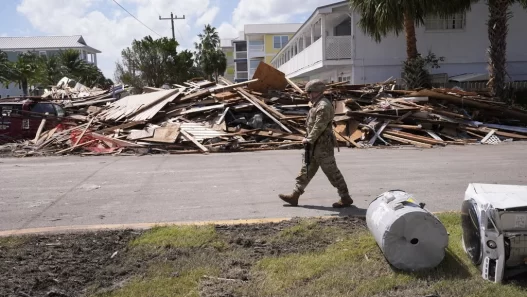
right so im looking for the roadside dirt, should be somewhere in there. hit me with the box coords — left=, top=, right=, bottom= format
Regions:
left=0, top=216, right=366, bottom=297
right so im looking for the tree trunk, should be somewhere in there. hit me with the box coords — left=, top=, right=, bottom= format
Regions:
left=486, top=0, right=510, bottom=101
left=403, top=11, right=418, bottom=61
left=22, top=79, right=28, bottom=96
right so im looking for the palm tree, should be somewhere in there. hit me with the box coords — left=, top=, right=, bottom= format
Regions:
left=195, top=24, right=226, bottom=81
left=11, top=52, right=45, bottom=96
left=348, top=0, right=476, bottom=88
left=485, top=0, right=527, bottom=100
left=40, top=55, right=66, bottom=86
left=0, top=50, right=12, bottom=87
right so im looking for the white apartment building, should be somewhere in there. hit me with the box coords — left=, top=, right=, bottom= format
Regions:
left=0, top=35, right=101, bottom=98
left=271, top=1, right=527, bottom=85
left=225, top=23, right=302, bottom=82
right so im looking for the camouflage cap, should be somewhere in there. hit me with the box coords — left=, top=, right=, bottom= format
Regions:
left=305, top=79, right=326, bottom=92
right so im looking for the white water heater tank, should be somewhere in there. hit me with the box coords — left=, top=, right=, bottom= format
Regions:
left=366, top=190, right=449, bottom=271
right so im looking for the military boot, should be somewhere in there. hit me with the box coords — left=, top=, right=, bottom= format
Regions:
left=332, top=195, right=353, bottom=208
left=278, top=191, right=301, bottom=206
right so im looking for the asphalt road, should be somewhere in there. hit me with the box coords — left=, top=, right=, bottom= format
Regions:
left=1, top=142, right=527, bottom=233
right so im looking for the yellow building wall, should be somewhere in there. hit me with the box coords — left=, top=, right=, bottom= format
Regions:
left=264, top=34, right=294, bottom=55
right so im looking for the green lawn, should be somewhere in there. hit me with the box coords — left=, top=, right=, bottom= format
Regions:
left=87, top=213, right=527, bottom=297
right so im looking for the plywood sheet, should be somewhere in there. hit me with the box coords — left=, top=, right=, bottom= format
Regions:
left=248, top=62, right=288, bottom=93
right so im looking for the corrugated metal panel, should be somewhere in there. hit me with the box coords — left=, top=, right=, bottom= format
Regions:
left=180, top=123, right=227, bottom=141
left=0, top=35, right=101, bottom=53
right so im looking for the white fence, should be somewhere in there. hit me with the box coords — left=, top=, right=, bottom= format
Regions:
left=325, top=36, right=352, bottom=60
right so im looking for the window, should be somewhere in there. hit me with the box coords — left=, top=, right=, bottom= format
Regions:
left=425, top=13, right=466, bottom=30
left=39, top=51, right=47, bottom=57
left=30, top=103, right=56, bottom=116
left=273, top=35, right=289, bottom=49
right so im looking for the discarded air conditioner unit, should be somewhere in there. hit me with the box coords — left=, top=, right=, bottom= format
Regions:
left=462, top=183, right=527, bottom=283
left=366, top=190, right=449, bottom=271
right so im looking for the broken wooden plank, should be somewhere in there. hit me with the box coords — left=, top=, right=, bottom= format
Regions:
left=69, top=117, right=95, bottom=152
left=383, top=130, right=446, bottom=145
left=236, top=89, right=293, bottom=133
left=237, top=129, right=303, bottom=141
left=286, top=77, right=305, bottom=94
left=141, top=124, right=181, bottom=143
left=180, top=129, right=209, bottom=153
left=382, top=134, right=433, bottom=149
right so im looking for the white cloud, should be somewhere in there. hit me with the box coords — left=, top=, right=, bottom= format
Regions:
left=17, top=0, right=216, bottom=80
left=196, top=6, right=220, bottom=27
left=230, top=0, right=336, bottom=29
left=217, top=22, right=239, bottom=39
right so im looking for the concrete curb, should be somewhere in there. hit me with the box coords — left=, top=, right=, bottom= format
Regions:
left=0, top=211, right=455, bottom=237
left=0, top=216, right=318, bottom=237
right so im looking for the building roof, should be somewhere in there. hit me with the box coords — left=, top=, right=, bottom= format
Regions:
left=244, top=23, right=303, bottom=35
left=0, top=35, right=101, bottom=53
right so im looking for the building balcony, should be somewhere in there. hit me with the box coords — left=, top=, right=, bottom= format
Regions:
left=234, top=51, right=247, bottom=60
left=273, top=35, right=352, bottom=78
left=235, top=71, right=249, bottom=80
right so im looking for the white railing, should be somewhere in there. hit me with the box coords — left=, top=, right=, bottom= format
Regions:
left=325, top=36, right=352, bottom=60
left=235, top=51, right=247, bottom=59
left=277, top=38, right=323, bottom=77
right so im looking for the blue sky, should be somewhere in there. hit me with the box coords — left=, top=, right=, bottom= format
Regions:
left=0, top=0, right=337, bottom=79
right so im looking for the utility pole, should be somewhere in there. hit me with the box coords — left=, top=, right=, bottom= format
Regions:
left=159, top=12, right=185, bottom=40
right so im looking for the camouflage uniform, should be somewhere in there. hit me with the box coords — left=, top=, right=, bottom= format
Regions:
left=279, top=79, right=353, bottom=208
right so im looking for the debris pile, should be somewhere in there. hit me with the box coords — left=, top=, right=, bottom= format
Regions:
left=2, top=62, right=527, bottom=157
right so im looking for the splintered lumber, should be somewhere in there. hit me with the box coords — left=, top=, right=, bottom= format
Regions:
left=286, top=77, right=305, bottom=94
left=412, top=89, right=527, bottom=123
left=383, top=134, right=433, bottom=149
left=383, top=130, right=446, bottom=146
left=237, top=88, right=293, bottom=133
left=31, top=118, right=47, bottom=144
left=388, top=124, right=422, bottom=130
left=333, top=128, right=359, bottom=148
left=238, top=129, right=303, bottom=141
left=69, top=117, right=95, bottom=151
left=463, top=126, right=527, bottom=139
left=141, top=124, right=181, bottom=143
left=180, top=129, right=209, bottom=153
left=210, top=79, right=258, bottom=93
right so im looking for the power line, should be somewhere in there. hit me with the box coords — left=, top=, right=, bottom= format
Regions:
left=151, top=0, right=184, bottom=40
left=112, top=0, right=162, bottom=37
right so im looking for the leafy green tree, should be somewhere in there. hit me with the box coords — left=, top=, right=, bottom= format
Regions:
left=114, top=35, right=199, bottom=89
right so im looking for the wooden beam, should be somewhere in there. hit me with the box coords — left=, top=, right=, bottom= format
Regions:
left=180, top=129, right=209, bottom=153
left=383, top=130, right=446, bottom=145
left=236, top=89, right=293, bottom=133
left=383, top=134, right=433, bottom=148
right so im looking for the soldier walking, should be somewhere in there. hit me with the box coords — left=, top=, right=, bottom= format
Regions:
left=279, top=79, right=353, bottom=208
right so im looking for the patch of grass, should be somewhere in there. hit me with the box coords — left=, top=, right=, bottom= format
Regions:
left=252, top=230, right=377, bottom=295
left=96, top=267, right=216, bottom=297
left=0, top=236, right=27, bottom=249
left=239, top=212, right=527, bottom=297
left=269, top=218, right=354, bottom=249
left=130, top=224, right=226, bottom=249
